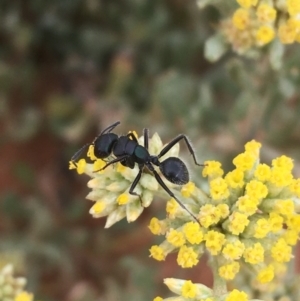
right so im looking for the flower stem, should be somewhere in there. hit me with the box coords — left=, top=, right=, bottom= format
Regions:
left=210, top=256, right=227, bottom=296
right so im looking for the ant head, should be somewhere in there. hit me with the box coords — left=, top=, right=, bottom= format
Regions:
left=159, top=157, right=189, bottom=185
left=94, top=133, right=118, bottom=158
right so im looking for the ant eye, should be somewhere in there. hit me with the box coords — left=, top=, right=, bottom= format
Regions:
left=159, top=157, right=189, bottom=185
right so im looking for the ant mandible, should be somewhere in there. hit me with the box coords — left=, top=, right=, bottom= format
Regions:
left=71, top=121, right=204, bottom=223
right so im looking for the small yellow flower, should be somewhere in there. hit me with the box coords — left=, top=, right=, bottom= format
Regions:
left=91, top=201, right=106, bottom=214
left=181, top=280, right=197, bottom=298
left=271, top=238, right=292, bottom=263
left=256, top=4, right=277, bottom=23
left=257, top=265, right=274, bottom=283
left=183, top=222, right=204, bottom=244
left=153, top=297, right=163, bottom=301
left=181, top=182, right=196, bottom=197
left=209, top=177, right=230, bottom=201
left=148, top=217, right=166, bottom=235
left=87, top=144, right=97, bottom=161
left=256, top=25, right=275, bottom=45
left=236, top=195, right=259, bottom=216
left=254, top=163, right=271, bottom=182
left=272, top=155, right=294, bottom=170
left=204, top=230, right=226, bottom=255
left=15, top=292, right=33, bottom=301
left=225, top=169, right=244, bottom=189
left=274, top=199, right=295, bottom=216
left=245, top=180, right=268, bottom=200
left=286, top=214, right=300, bottom=232
left=236, top=0, right=258, bottom=9
left=289, top=178, right=300, bottom=197
left=72, top=158, right=86, bottom=174
left=226, top=289, right=248, bottom=301
left=166, top=229, right=186, bottom=247
left=232, top=8, right=250, bottom=30
left=233, top=152, right=256, bottom=171
left=219, top=261, right=240, bottom=280
left=253, top=218, right=270, bottom=238
left=166, top=198, right=179, bottom=218
left=269, top=167, right=293, bottom=187
left=228, top=212, right=250, bottom=235
left=282, top=229, right=299, bottom=245
left=243, top=243, right=264, bottom=264
left=177, top=245, right=199, bottom=268
left=222, top=241, right=245, bottom=260
left=199, top=204, right=221, bottom=228
left=244, top=139, right=261, bottom=155
left=278, top=22, right=297, bottom=44
left=149, top=245, right=166, bottom=261
left=217, top=203, right=230, bottom=219
left=269, top=212, right=283, bottom=233
left=93, top=159, right=106, bottom=172
left=287, top=0, right=300, bottom=16
left=117, top=193, right=130, bottom=205
left=202, top=160, right=224, bottom=178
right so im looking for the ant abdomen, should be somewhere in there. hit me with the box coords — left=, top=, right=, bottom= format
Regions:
left=159, top=157, right=189, bottom=185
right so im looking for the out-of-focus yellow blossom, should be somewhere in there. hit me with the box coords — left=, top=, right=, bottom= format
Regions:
left=256, top=265, right=275, bottom=283
left=0, top=265, right=33, bottom=301
left=256, top=4, right=277, bottom=23
left=232, top=8, right=250, bottom=30
left=15, top=291, right=33, bottom=301
left=219, top=261, right=240, bottom=280
left=222, top=240, right=245, bottom=260
left=256, top=26, right=275, bottom=45
left=243, top=242, right=264, bottom=264
left=218, top=0, right=300, bottom=54
left=237, top=0, right=258, bottom=9
left=225, top=289, right=248, bottom=301
left=287, top=0, right=300, bottom=16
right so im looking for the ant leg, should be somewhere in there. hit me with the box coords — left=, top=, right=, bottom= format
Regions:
left=100, top=121, right=121, bottom=135
left=157, top=134, right=204, bottom=166
left=143, top=128, right=149, bottom=150
left=147, top=163, right=200, bottom=224
left=94, top=155, right=129, bottom=172
left=70, top=143, right=91, bottom=167
left=128, top=166, right=143, bottom=205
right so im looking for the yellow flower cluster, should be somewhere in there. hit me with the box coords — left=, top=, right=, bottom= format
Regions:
left=153, top=278, right=260, bottom=301
left=221, top=0, right=300, bottom=53
left=69, top=132, right=183, bottom=227
left=0, top=264, right=33, bottom=301
left=149, top=140, right=300, bottom=285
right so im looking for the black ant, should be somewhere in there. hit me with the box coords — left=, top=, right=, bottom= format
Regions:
left=71, top=121, right=203, bottom=223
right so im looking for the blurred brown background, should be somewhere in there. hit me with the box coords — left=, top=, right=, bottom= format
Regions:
left=0, top=1, right=300, bottom=300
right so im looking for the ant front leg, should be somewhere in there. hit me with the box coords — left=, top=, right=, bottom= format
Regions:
left=158, top=134, right=204, bottom=167
left=128, top=165, right=144, bottom=206
left=70, top=143, right=91, bottom=167
left=93, top=155, right=129, bottom=172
